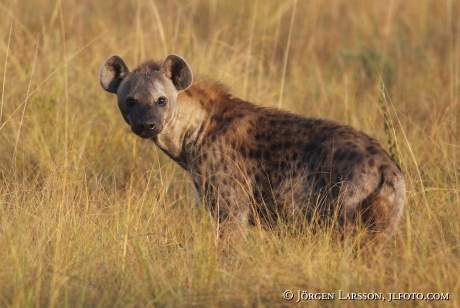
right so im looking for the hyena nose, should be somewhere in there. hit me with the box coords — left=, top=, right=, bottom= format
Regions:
left=138, top=120, right=156, bottom=131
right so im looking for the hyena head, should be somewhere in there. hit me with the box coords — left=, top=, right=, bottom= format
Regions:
left=99, top=54, right=193, bottom=139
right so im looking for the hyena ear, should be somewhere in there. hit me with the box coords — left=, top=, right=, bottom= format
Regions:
left=99, top=55, right=130, bottom=94
left=160, top=54, right=193, bottom=91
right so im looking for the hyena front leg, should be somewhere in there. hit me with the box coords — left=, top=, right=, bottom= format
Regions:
left=202, top=172, right=253, bottom=242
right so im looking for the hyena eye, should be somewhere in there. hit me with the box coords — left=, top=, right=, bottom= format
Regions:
left=126, top=98, right=135, bottom=108
left=157, top=97, right=167, bottom=106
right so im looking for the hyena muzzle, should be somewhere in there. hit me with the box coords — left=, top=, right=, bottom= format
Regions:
left=99, top=54, right=405, bottom=246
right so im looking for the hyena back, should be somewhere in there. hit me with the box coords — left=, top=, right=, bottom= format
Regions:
left=99, top=54, right=405, bottom=244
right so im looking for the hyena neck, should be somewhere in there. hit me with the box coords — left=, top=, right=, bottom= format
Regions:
left=153, top=81, right=211, bottom=166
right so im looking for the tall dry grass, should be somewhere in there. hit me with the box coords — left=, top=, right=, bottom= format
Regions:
left=0, top=0, right=459, bottom=306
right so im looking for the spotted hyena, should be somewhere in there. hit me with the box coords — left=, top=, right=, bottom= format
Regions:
left=99, top=54, right=405, bottom=245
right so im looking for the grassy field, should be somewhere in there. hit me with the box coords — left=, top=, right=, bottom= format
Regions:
left=0, top=0, right=459, bottom=306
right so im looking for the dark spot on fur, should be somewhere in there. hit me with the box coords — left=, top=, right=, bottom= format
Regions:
left=284, top=141, right=292, bottom=149
left=262, top=133, right=272, bottom=142
left=220, top=126, right=228, bottom=134
left=197, top=98, right=208, bottom=106
left=264, top=151, right=271, bottom=160
left=292, top=152, right=298, bottom=161
left=305, top=143, right=319, bottom=154
left=240, top=146, right=247, bottom=158
left=270, top=144, right=278, bottom=151
left=212, top=114, right=237, bottom=135
left=386, top=180, right=395, bottom=188
left=280, top=161, right=287, bottom=169
left=368, top=158, right=375, bottom=167
left=269, top=120, right=277, bottom=126
left=345, top=141, right=359, bottom=149
left=254, top=150, right=262, bottom=159
left=351, top=152, right=364, bottom=164
left=334, top=149, right=348, bottom=162
left=211, top=114, right=220, bottom=122
left=366, top=145, right=379, bottom=155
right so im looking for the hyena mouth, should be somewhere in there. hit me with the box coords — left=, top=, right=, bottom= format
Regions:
left=132, top=124, right=163, bottom=139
